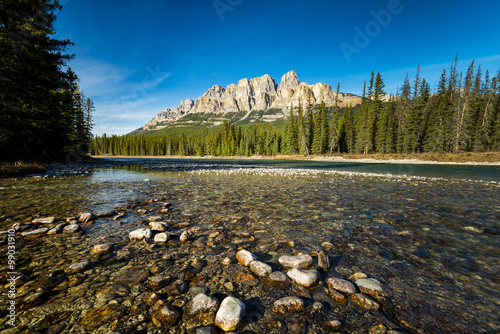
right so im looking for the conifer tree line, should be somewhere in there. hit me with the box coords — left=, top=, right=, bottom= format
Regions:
left=92, top=58, right=500, bottom=157
left=0, top=0, right=94, bottom=162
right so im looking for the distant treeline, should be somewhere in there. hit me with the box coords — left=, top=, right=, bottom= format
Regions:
left=92, top=59, right=500, bottom=156
left=0, top=0, right=93, bottom=162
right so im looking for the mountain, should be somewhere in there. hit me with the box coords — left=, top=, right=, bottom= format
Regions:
left=139, top=70, right=362, bottom=133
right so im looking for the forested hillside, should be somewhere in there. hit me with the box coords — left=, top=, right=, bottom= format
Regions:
left=92, top=59, right=500, bottom=157
left=0, top=0, right=93, bottom=162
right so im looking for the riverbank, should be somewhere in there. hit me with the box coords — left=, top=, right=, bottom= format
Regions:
left=92, top=151, right=500, bottom=166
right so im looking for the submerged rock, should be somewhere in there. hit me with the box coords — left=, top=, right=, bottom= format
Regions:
left=355, top=278, right=390, bottom=297
left=183, top=293, right=220, bottom=329
left=79, top=304, right=125, bottom=330
left=180, top=230, right=195, bottom=242
left=152, top=305, right=180, bottom=328
left=272, top=296, right=306, bottom=314
left=63, top=224, right=81, bottom=233
left=90, top=243, right=113, bottom=254
left=264, top=271, right=291, bottom=288
left=350, top=293, right=380, bottom=310
left=215, top=296, right=245, bottom=331
left=64, top=261, right=92, bottom=275
left=21, top=228, right=49, bottom=236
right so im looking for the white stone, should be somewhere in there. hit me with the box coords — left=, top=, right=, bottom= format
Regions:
left=278, top=254, right=313, bottom=269
left=154, top=232, right=169, bottom=243
left=235, top=249, right=257, bottom=266
left=149, top=221, right=168, bottom=232
left=286, top=268, right=320, bottom=287
left=249, top=261, right=272, bottom=278
left=215, top=296, right=245, bottom=331
left=78, top=212, right=94, bottom=223
left=129, top=228, right=152, bottom=241
left=21, top=228, right=49, bottom=236
left=32, top=217, right=57, bottom=224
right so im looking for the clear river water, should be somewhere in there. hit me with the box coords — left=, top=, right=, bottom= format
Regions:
left=0, top=157, right=499, bottom=333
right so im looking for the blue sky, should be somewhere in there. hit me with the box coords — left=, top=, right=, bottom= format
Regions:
left=54, top=0, right=500, bottom=135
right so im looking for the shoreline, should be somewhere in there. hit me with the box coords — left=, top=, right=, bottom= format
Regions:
left=92, top=152, right=500, bottom=166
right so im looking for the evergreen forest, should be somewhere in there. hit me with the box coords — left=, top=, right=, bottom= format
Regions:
left=0, top=0, right=93, bottom=162
left=92, top=60, right=500, bottom=157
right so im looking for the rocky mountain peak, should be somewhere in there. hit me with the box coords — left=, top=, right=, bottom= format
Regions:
left=278, top=70, right=300, bottom=92
left=140, top=70, right=362, bottom=132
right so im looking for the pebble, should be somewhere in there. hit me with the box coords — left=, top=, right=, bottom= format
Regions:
left=325, top=277, right=356, bottom=294
left=236, top=249, right=257, bottom=266
left=180, top=230, right=195, bottom=242
left=129, top=228, right=152, bottom=240
left=32, top=217, right=57, bottom=224
left=318, top=250, right=331, bottom=271
left=355, top=278, right=390, bottom=297
left=183, top=293, right=220, bottom=329
left=249, top=260, right=272, bottom=278
left=351, top=272, right=368, bottom=280
left=278, top=254, right=313, bottom=269
left=350, top=293, right=380, bottom=310
left=149, top=221, right=168, bottom=231
left=154, top=232, right=169, bottom=243
left=215, top=296, right=245, bottom=331
left=272, top=296, right=306, bottom=314
left=78, top=212, right=95, bottom=223
left=148, top=215, right=162, bottom=221
left=286, top=268, right=320, bottom=287
left=90, top=243, right=113, bottom=254
left=21, top=228, right=49, bottom=236
left=323, top=320, right=342, bottom=331
left=63, top=224, right=81, bottom=233
left=96, top=210, right=116, bottom=217
left=264, top=271, right=291, bottom=288
left=65, top=261, right=92, bottom=275
left=152, top=305, right=180, bottom=328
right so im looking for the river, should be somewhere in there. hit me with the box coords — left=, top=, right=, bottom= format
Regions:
left=0, top=157, right=498, bottom=333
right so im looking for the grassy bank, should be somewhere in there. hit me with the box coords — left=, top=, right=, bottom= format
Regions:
left=0, top=161, right=47, bottom=177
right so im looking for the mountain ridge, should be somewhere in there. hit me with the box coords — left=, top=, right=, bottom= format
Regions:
left=139, top=70, right=362, bottom=132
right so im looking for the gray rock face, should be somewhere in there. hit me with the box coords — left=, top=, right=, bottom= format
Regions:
left=140, top=71, right=362, bottom=132
left=286, top=268, right=320, bottom=287
left=215, top=296, right=245, bottom=331
left=278, top=254, right=313, bottom=269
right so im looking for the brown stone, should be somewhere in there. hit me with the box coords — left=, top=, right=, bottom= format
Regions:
left=350, top=293, right=380, bottom=311
left=152, top=305, right=180, bottom=328
left=114, top=269, right=150, bottom=285
left=318, top=250, right=331, bottom=271
left=327, top=287, right=346, bottom=304
left=79, top=304, right=125, bottom=330
left=272, top=296, right=306, bottom=315
left=235, top=272, right=260, bottom=286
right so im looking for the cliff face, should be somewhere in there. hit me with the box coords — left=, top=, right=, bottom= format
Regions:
left=141, top=70, right=361, bottom=131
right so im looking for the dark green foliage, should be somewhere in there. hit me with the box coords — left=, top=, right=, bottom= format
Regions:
left=0, top=0, right=92, bottom=162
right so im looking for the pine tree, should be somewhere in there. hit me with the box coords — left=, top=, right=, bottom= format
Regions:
left=329, top=82, right=341, bottom=153
left=304, top=89, right=314, bottom=154
left=312, top=101, right=329, bottom=154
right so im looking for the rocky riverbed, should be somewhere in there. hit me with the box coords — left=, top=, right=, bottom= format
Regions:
left=0, top=162, right=499, bottom=333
